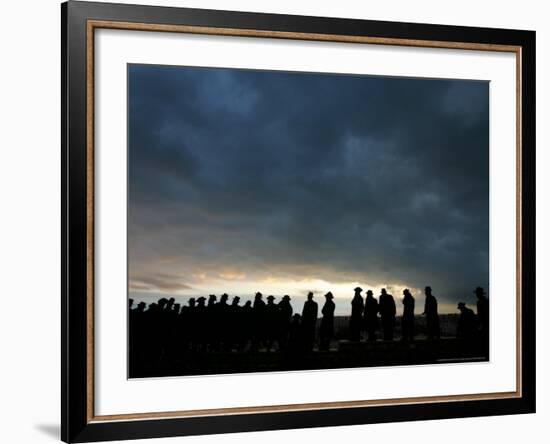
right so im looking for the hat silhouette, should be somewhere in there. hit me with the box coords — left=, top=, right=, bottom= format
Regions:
left=354, top=287, right=363, bottom=292
left=325, top=291, right=334, bottom=299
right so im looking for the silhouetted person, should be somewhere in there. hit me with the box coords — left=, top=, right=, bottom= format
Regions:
left=195, top=297, right=207, bottom=350
left=228, top=296, right=241, bottom=351
left=217, top=293, right=230, bottom=350
left=320, top=292, right=335, bottom=351
left=423, top=286, right=440, bottom=340
left=363, top=290, right=379, bottom=341
left=265, top=296, right=279, bottom=351
left=349, top=287, right=364, bottom=341
left=129, top=301, right=146, bottom=370
left=165, top=302, right=180, bottom=359
left=379, top=288, right=396, bottom=340
left=252, top=292, right=266, bottom=351
left=301, top=292, right=318, bottom=351
left=180, top=298, right=195, bottom=351
left=206, top=294, right=218, bottom=350
left=278, top=295, right=293, bottom=351
left=401, top=289, right=415, bottom=342
left=457, top=302, right=477, bottom=340
left=288, top=314, right=303, bottom=356
left=241, top=300, right=253, bottom=350
left=475, top=287, right=489, bottom=335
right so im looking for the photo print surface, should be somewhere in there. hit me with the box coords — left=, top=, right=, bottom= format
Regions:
left=127, top=64, right=490, bottom=378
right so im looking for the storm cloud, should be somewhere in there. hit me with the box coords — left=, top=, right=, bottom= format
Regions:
left=128, top=64, right=489, bottom=311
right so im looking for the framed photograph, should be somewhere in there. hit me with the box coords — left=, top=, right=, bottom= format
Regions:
left=61, top=1, right=535, bottom=442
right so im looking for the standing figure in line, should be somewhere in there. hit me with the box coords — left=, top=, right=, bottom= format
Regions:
left=475, top=287, right=489, bottom=335
left=423, top=286, right=440, bottom=340
left=251, top=292, right=266, bottom=351
left=206, top=294, right=218, bottom=350
left=265, top=295, right=279, bottom=351
left=401, top=289, right=415, bottom=342
left=319, top=292, right=335, bottom=351
left=229, top=296, right=241, bottom=351
left=379, top=288, right=396, bottom=341
left=301, top=292, right=318, bottom=352
left=278, top=295, right=293, bottom=351
left=363, top=290, right=379, bottom=341
left=349, top=287, right=364, bottom=341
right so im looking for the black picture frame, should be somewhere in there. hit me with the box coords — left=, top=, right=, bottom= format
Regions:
left=61, top=1, right=536, bottom=442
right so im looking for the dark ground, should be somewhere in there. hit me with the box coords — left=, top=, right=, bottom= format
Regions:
left=129, top=314, right=488, bottom=378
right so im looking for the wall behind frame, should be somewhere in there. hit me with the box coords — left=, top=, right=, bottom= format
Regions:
left=0, top=0, right=547, bottom=443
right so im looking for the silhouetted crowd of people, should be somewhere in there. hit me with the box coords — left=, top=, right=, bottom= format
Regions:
left=129, top=286, right=489, bottom=369
left=348, top=286, right=489, bottom=343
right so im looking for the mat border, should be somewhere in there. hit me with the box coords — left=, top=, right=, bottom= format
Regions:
left=62, top=1, right=536, bottom=442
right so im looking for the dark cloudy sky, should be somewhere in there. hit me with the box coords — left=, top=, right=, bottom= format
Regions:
left=128, top=64, right=489, bottom=314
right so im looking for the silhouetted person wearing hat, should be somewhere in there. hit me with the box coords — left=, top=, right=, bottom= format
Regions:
left=195, top=297, right=207, bottom=351
left=475, top=287, right=489, bottom=335
left=457, top=302, right=477, bottom=340
left=320, top=292, right=335, bottom=351
left=423, top=286, right=440, bottom=340
left=240, top=300, right=253, bottom=351
left=206, top=295, right=218, bottom=350
left=301, top=292, right=318, bottom=352
left=252, top=292, right=266, bottom=351
left=278, top=295, right=293, bottom=351
left=129, top=300, right=146, bottom=371
left=401, top=289, right=415, bottom=342
left=363, top=290, right=379, bottom=341
left=349, top=287, right=364, bottom=341
left=216, top=293, right=230, bottom=351
left=180, top=298, right=195, bottom=351
left=228, top=296, right=241, bottom=351
left=379, top=288, right=396, bottom=341
left=265, top=296, right=279, bottom=351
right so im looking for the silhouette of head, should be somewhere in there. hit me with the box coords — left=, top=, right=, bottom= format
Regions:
left=208, top=294, right=217, bottom=305
left=381, top=288, right=387, bottom=295
left=325, top=292, right=334, bottom=300
left=307, top=292, right=314, bottom=300
left=244, top=300, right=252, bottom=308
left=220, top=293, right=229, bottom=303
left=425, top=286, right=432, bottom=296
left=158, top=298, right=168, bottom=308
left=366, top=290, right=373, bottom=297
left=457, top=302, right=467, bottom=311
left=474, top=287, right=486, bottom=298
left=255, top=292, right=263, bottom=300
left=173, top=303, right=181, bottom=313
left=197, top=297, right=206, bottom=306
left=188, top=298, right=196, bottom=307
left=354, top=287, right=363, bottom=293
left=167, top=297, right=175, bottom=308
left=282, top=295, right=291, bottom=302
left=232, top=296, right=240, bottom=305
left=137, top=301, right=146, bottom=312
left=403, top=289, right=411, bottom=297
left=129, top=298, right=134, bottom=309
